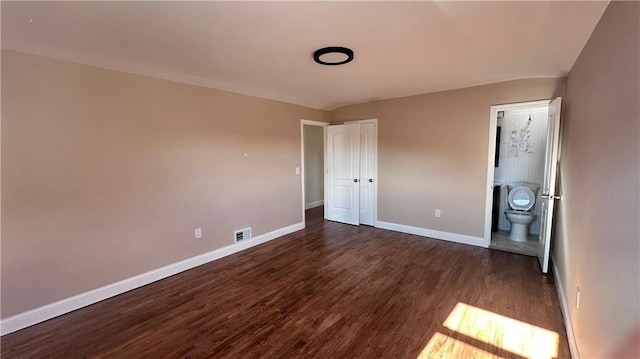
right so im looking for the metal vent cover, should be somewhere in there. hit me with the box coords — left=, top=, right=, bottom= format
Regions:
left=234, top=227, right=252, bottom=243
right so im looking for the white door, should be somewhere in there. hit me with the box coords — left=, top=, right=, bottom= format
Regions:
left=537, top=97, right=562, bottom=273
left=325, top=123, right=361, bottom=225
left=359, top=123, right=376, bottom=225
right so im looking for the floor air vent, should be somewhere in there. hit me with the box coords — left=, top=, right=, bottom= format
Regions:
left=234, top=227, right=252, bottom=243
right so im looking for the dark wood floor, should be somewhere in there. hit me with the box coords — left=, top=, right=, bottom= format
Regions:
left=2, top=207, right=569, bottom=358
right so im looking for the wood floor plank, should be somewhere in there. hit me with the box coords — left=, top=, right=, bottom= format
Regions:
left=1, top=207, right=570, bottom=358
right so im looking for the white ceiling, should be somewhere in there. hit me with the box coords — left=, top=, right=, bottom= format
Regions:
left=2, top=1, right=609, bottom=110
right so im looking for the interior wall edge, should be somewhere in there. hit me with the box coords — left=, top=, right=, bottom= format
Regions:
left=328, top=78, right=565, bottom=239
left=304, top=200, right=324, bottom=210
left=552, top=1, right=640, bottom=356
left=2, top=50, right=329, bottom=317
left=0, top=221, right=304, bottom=336
left=374, top=220, right=486, bottom=248
left=1, top=44, right=328, bottom=110
left=552, top=255, right=580, bottom=359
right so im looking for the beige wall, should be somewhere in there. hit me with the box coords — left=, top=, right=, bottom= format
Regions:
left=303, top=125, right=324, bottom=206
left=330, top=78, right=564, bottom=237
left=554, top=1, right=640, bottom=357
left=1, top=50, right=327, bottom=317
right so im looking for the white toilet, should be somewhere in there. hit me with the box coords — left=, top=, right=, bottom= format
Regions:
left=505, top=182, right=540, bottom=242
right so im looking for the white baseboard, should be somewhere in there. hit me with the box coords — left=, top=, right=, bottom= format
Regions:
left=305, top=200, right=324, bottom=210
left=552, top=255, right=580, bottom=359
left=0, top=221, right=305, bottom=336
left=374, top=221, right=485, bottom=247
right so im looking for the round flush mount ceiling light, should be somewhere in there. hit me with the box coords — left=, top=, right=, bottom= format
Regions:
left=313, top=46, right=354, bottom=66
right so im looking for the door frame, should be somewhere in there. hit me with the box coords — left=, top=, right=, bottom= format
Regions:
left=343, top=118, right=378, bottom=226
left=300, top=119, right=330, bottom=228
left=483, top=100, right=551, bottom=247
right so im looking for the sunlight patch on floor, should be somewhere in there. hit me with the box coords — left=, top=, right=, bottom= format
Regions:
left=419, top=303, right=560, bottom=359
left=417, top=332, right=503, bottom=359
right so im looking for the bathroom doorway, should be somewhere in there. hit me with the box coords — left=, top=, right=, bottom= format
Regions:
left=483, top=99, right=563, bottom=273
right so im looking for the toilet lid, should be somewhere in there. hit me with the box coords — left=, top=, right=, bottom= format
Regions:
left=508, top=186, right=535, bottom=211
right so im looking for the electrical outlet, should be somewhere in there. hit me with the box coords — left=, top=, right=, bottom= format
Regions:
left=576, top=287, right=581, bottom=309
left=435, top=209, right=442, bottom=218
left=194, top=227, right=202, bottom=239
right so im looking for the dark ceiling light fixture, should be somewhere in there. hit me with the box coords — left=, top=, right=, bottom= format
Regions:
left=313, top=46, right=354, bottom=66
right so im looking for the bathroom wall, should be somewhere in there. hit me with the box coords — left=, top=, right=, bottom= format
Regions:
left=495, top=106, right=548, bottom=235
left=303, top=125, right=324, bottom=208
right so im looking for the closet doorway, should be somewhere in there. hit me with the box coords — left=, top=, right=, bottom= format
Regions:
left=324, top=119, right=377, bottom=226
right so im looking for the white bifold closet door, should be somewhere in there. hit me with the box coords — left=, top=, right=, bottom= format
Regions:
left=358, top=123, right=376, bottom=226
left=325, top=122, right=376, bottom=226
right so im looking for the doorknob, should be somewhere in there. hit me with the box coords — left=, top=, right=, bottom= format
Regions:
left=541, top=193, right=562, bottom=200
left=353, top=179, right=359, bottom=183
left=368, top=178, right=374, bottom=183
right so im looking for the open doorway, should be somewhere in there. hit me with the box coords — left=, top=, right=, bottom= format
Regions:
left=484, top=99, right=562, bottom=273
left=300, top=120, right=330, bottom=224
left=490, top=102, right=550, bottom=256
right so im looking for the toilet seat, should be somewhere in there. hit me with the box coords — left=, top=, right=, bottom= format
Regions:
left=506, top=209, right=533, bottom=215
left=508, top=186, right=535, bottom=211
